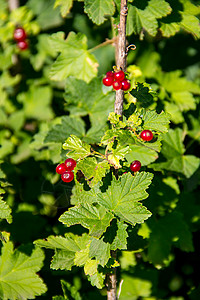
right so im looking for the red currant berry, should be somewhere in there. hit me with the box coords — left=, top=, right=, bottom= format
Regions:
left=121, top=79, right=131, bottom=91
left=13, top=27, right=27, bottom=42
left=56, top=163, right=67, bottom=175
left=140, top=130, right=153, bottom=141
left=61, top=171, right=74, bottom=183
left=114, top=70, right=125, bottom=81
left=106, top=71, right=114, bottom=78
left=65, top=158, right=77, bottom=171
left=103, top=76, right=114, bottom=86
left=17, top=40, right=28, bottom=50
left=113, top=80, right=122, bottom=90
left=130, top=160, right=141, bottom=172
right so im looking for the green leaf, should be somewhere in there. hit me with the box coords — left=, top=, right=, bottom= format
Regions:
left=164, top=102, right=184, bottom=124
left=49, top=32, right=98, bottom=83
left=60, top=280, right=82, bottom=300
left=0, top=242, right=47, bottom=300
left=28, top=0, right=63, bottom=30
left=51, top=250, right=76, bottom=270
left=125, top=144, right=158, bottom=166
left=171, top=91, right=196, bottom=111
left=45, top=116, right=85, bottom=143
left=63, top=135, right=91, bottom=160
left=156, top=70, right=200, bottom=94
left=17, top=86, right=54, bottom=120
left=148, top=212, right=194, bottom=265
left=0, top=198, right=12, bottom=223
left=84, top=259, right=98, bottom=276
left=89, top=271, right=105, bottom=289
left=77, top=157, right=97, bottom=180
left=180, top=13, right=200, bottom=39
left=74, top=245, right=90, bottom=267
left=97, top=172, right=153, bottom=225
left=59, top=203, right=114, bottom=238
left=35, top=233, right=91, bottom=271
left=77, top=158, right=110, bottom=187
left=30, top=123, right=62, bottom=163
left=35, top=234, right=81, bottom=251
left=70, top=182, right=101, bottom=205
left=111, top=221, right=128, bottom=251
left=89, top=238, right=110, bottom=266
left=64, top=77, right=115, bottom=127
left=30, top=34, right=57, bottom=70
left=161, top=128, right=185, bottom=159
left=54, top=0, right=73, bottom=17
left=130, top=82, right=155, bottom=108
left=152, top=155, right=200, bottom=179
left=142, top=110, right=170, bottom=133
left=108, top=145, right=130, bottom=169
left=119, top=275, right=152, bottom=300
left=84, top=0, right=115, bottom=25
left=127, top=0, right=172, bottom=37
left=90, top=160, right=110, bottom=187
left=150, top=128, right=200, bottom=178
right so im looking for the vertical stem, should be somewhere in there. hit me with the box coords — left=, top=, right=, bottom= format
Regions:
left=107, top=251, right=117, bottom=300
left=8, top=0, right=19, bottom=11
left=107, top=3, right=128, bottom=299
left=8, top=0, right=20, bottom=67
left=114, top=0, right=128, bottom=116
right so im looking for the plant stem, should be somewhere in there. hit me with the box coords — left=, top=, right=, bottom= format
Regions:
left=107, top=251, right=117, bottom=300
left=8, top=0, right=19, bottom=11
left=106, top=2, right=128, bottom=300
left=89, top=37, right=117, bottom=53
left=114, top=0, right=128, bottom=117
left=8, top=0, right=20, bottom=67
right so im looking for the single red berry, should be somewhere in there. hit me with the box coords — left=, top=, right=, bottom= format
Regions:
left=114, top=70, right=125, bottom=81
left=140, top=130, right=153, bottom=141
left=103, top=76, right=114, bottom=86
left=121, top=79, right=131, bottom=91
left=13, top=27, right=27, bottom=42
left=113, top=80, right=122, bottom=90
left=130, top=160, right=141, bottom=172
left=56, top=163, right=67, bottom=175
left=61, top=171, right=74, bottom=183
left=17, top=40, right=28, bottom=50
left=65, top=158, right=77, bottom=171
left=106, top=71, right=114, bottom=78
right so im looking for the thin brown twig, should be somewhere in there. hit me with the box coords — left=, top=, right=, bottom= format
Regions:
left=114, top=0, right=128, bottom=117
left=89, top=37, right=117, bottom=52
left=8, top=0, right=19, bottom=11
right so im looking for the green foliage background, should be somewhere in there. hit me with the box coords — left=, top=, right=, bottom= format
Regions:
left=0, top=0, right=200, bottom=299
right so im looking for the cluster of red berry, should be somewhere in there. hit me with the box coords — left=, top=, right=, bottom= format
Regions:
left=103, top=70, right=131, bottom=91
left=56, top=131, right=153, bottom=180
left=13, top=27, right=28, bottom=51
left=56, top=158, right=77, bottom=182
left=130, top=130, right=154, bottom=172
